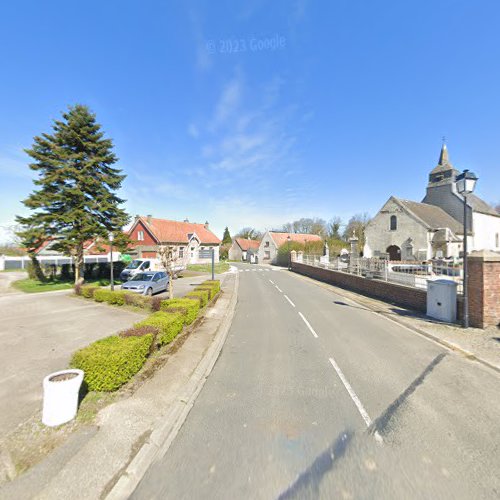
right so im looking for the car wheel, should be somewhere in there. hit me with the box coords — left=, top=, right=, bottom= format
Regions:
left=146, top=288, right=153, bottom=296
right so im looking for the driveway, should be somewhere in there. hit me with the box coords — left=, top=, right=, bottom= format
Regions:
left=0, top=291, right=146, bottom=437
left=0, top=271, right=27, bottom=294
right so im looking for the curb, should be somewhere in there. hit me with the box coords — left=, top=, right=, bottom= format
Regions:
left=105, top=273, right=239, bottom=500
left=289, top=270, right=500, bottom=376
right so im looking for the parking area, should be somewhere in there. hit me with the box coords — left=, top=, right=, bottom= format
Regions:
left=0, top=291, right=146, bottom=436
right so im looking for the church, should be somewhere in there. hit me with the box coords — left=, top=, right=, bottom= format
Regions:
left=364, top=144, right=500, bottom=261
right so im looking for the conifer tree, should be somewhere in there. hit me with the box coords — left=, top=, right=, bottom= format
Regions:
left=222, top=226, right=232, bottom=245
left=16, top=104, right=130, bottom=283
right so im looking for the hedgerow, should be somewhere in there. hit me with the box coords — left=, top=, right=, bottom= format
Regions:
left=70, top=335, right=153, bottom=392
left=160, top=298, right=200, bottom=325
left=134, top=311, right=184, bottom=346
left=185, top=289, right=209, bottom=307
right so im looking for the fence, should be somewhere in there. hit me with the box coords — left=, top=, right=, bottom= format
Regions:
left=0, top=253, right=122, bottom=271
left=299, top=255, right=463, bottom=294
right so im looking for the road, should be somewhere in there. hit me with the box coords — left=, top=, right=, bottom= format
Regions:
left=132, top=263, right=500, bottom=499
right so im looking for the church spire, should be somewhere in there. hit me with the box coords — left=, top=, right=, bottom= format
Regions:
left=438, top=141, right=449, bottom=166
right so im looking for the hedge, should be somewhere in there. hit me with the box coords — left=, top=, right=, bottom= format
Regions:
left=134, top=311, right=184, bottom=346
left=160, top=298, right=199, bottom=325
left=70, top=335, right=153, bottom=392
left=202, top=280, right=221, bottom=294
left=93, top=289, right=127, bottom=305
left=81, top=285, right=98, bottom=299
left=185, top=289, right=209, bottom=307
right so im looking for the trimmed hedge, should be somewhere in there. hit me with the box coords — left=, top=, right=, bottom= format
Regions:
left=203, top=280, right=221, bottom=294
left=134, top=311, right=184, bottom=346
left=186, top=289, right=209, bottom=307
left=81, top=285, right=98, bottom=299
left=160, top=298, right=199, bottom=325
left=93, top=289, right=127, bottom=305
left=70, top=335, right=153, bottom=392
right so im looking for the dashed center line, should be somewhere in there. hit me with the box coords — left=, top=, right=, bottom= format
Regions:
left=328, top=356, right=383, bottom=443
left=298, top=312, right=318, bottom=338
left=269, top=279, right=275, bottom=285
left=275, top=285, right=283, bottom=293
left=284, top=295, right=296, bottom=308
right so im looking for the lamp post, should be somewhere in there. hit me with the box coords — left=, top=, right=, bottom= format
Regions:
left=287, top=235, right=292, bottom=271
left=456, top=169, right=478, bottom=328
left=211, top=247, right=215, bottom=281
left=109, top=232, right=115, bottom=291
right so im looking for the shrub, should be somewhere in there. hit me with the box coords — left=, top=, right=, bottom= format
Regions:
left=70, top=335, right=153, bottom=392
left=81, top=285, right=98, bottom=299
left=203, top=280, right=221, bottom=294
left=93, top=289, right=128, bottom=305
left=119, top=325, right=159, bottom=353
left=135, top=311, right=184, bottom=346
left=185, top=290, right=209, bottom=307
left=194, top=285, right=215, bottom=300
left=74, top=283, right=82, bottom=296
left=160, top=298, right=200, bottom=325
left=151, top=296, right=163, bottom=312
left=123, top=293, right=149, bottom=308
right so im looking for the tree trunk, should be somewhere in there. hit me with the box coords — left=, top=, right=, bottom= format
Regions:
left=74, top=244, right=85, bottom=285
left=168, top=272, right=174, bottom=299
left=30, top=255, right=46, bottom=282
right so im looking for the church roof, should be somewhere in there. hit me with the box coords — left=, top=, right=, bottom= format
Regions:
left=396, top=198, right=464, bottom=234
left=466, top=194, right=500, bottom=216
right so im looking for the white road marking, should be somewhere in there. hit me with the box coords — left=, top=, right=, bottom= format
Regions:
left=269, top=280, right=275, bottom=284
left=298, top=312, right=318, bottom=338
left=265, top=269, right=271, bottom=272
left=284, top=295, right=296, bottom=308
left=275, top=285, right=283, bottom=293
left=328, top=356, right=383, bottom=443
left=245, top=270, right=250, bottom=272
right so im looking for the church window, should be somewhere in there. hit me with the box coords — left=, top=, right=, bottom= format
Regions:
left=390, top=215, right=397, bottom=231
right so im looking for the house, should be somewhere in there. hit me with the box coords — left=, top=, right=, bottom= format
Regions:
left=258, top=231, right=323, bottom=264
left=128, top=215, right=221, bottom=265
left=364, top=144, right=500, bottom=260
left=228, top=238, right=261, bottom=261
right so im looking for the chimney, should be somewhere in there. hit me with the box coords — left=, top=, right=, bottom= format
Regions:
left=204, top=221, right=209, bottom=229
left=146, top=215, right=152, bottom=225
left=184, top=218, right=189, bottom=223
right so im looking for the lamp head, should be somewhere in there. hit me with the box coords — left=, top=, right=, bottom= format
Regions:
left=456, top=169, right=478, bottom=195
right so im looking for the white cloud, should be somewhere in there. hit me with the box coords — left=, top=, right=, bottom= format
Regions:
left=188, top=123, right=199, bottom=138
left=211, top=77, right=242, bottom=131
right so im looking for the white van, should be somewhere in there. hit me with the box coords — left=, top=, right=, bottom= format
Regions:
left=119, top=258, right=185, bottom=281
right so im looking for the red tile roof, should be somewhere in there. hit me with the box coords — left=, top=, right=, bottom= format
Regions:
left=235, top=238, right=261, bottom=251
left=136, top=217, right=221, bottom=244
left=269, top=232, right=322, bottom=247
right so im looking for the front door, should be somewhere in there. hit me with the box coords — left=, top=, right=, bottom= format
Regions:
left=386, top=245, right=401, bottom=261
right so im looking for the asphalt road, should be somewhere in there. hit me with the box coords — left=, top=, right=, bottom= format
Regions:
left=132, top=263, right=500, bottom=499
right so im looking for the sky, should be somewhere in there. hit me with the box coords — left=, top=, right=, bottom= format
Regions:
left=1, top=0, right=499, bottom=243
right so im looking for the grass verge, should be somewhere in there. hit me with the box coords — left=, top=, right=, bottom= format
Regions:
left=187, top=262, right=230, bottom=274
left=12, top=278, right=122, bottom=293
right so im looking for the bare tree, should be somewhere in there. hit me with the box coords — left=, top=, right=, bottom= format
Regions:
left=235, top=227, right=263, bottom=240
left=343, top=213, right=371, bottom=253
left=326, top=217, right=342, bottom=239
left=157, top=244, right=188, bottom=299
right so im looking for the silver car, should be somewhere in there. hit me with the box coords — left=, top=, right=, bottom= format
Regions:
left=121, top=271, right=169, bottom=296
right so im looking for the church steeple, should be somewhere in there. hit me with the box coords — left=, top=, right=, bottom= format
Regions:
left=428, top=142, right=457, bottom=185
left=438, top=142, right=450, bottom=166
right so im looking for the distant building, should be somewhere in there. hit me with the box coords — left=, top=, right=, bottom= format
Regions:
left=258, top=231, right=322, bottom=264
left=228, top=238, right=261, bottom=261
left=128, top=216, right=221, bottom=264
left=364, top=144, right=500, bottom=260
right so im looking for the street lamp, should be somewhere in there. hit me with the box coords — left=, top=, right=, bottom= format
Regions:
left=456, top=169, right=478, bottom=328
left=109, top=232, right=115, bottom=291
left=287, top=235, right=292, bottom=271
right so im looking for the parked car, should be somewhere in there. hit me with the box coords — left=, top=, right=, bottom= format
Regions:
left=121, top=271, right=169, bottom=296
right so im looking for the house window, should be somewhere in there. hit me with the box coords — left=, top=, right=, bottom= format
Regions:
left=138, top=230, right=144, bottom=241
left=390, top=215, right=397, bottom=231
left=179, top=247, right=184, bottom=258
left=264, top=251, right=271, bottom=260
left=265, top=241, right=270, bottom=247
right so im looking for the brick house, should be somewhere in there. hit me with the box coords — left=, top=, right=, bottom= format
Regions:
left=228, top=238, right=261, bottom=261
left=364, top=144, right=500, bottom=260
left=128, top=216, right=221, bottom=264
left=258, top=231, right=323, bottom=264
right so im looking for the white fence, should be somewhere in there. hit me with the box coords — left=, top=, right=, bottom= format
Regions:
left=0, top=253, right=122, bottom=271
left=298, top=255, right=463, bottom=294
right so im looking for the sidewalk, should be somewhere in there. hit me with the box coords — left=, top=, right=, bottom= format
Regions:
left=291, top=271, right=500, bottom=374
left=0, top=272, right=238, bottom=500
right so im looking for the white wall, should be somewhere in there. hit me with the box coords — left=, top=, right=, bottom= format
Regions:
left=472, top=213, right=500, bottom=251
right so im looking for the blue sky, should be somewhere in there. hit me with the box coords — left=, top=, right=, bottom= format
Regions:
left=1, top=0, right=499, bottom=242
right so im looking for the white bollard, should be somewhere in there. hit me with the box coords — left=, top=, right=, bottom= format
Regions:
left=42, top=369, right=84, bottom=427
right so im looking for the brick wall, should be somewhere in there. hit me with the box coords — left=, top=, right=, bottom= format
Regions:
left=291, top=262, right=428, bottom=312
left=468, top=251, right=500, bottom=328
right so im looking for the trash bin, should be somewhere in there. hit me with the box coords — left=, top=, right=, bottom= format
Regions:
left=427, top=279, right=457, bottom=323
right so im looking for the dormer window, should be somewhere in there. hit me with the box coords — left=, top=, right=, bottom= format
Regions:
left=390, top=215, right=397, bottom=231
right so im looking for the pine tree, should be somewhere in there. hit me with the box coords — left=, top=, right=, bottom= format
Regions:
left=222, top=226, right=232, bottom=245
left=16, top=104, right=130, bottom=284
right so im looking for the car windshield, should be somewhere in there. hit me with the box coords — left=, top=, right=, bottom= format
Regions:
left=130, top=273, right=154, bottom=282
left=126, top=260, right=143, bottom=270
